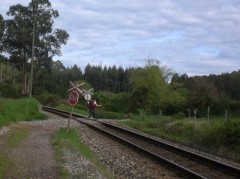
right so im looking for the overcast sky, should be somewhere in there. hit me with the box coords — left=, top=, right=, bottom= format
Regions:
left=1, top=0, right=240, bottom=76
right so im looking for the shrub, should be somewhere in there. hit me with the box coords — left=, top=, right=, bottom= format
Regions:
left=35, top=93, right=61, bottom=107
left=0, top=84, right=19, bottom=98
left=218, top=121, right=240, bottom=149
left=95, top=110, right=124, bottom=119
left=174, top=112, right=186, bottom=120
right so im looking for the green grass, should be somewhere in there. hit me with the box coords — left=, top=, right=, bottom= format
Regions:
left=0, top=98, right=47, bottom=127
left=52, top=127, right=114, bottom=178
left=6, top=128, right=28, bottom=148
left=119, top=114, right=240, bottom=162
left=0, top=155, right=11, bottom=178
left=0, top=128, right=29, bottom=177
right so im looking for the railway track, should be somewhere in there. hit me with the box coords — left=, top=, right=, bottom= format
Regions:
left=42, top=106, right=240, bottom=178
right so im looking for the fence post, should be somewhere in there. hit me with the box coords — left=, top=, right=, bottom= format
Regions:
left=225, top=109, right=228, bottom=121
left=188, top=108, right=191, bottom=118
left=193, top=108, right=197, bottom=120
left=207, top=106, right=210, bottom=121
left=159, top=109, right=162, bottom=118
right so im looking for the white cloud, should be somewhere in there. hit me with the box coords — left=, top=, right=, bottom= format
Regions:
left=1, top=0, right=240, bottom=76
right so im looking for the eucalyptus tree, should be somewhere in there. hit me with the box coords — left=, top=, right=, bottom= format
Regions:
left=0, top=14, right=5, bottom=83
left=2, top=0, right=69, bottom=96
left=0, top=14, right=4, bottom=47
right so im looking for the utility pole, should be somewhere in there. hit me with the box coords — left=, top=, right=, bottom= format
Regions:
left=29, top=0, right=36, bottom=98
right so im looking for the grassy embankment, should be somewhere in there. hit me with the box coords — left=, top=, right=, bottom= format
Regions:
left=52, top=127, right=114, bottom=178
left=0, top=98, right=47, bottom=127
left=119, top=112, right=240, bottom=162
left=0, top=98, right=47, bottom=177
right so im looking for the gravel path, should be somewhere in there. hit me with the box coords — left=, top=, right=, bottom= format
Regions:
left=4, top=124, right=59, bottom=178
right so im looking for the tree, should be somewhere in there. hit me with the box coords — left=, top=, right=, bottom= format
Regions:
left=145, top=57, right=173, bottom=82
left=0, top=14, right=5, bottom=83
left=2, top=0, right=69, bottom=96
left=0, top=14, right=4, bottom=49
left=130, top=59, right=187, bottom=114
left=130, top=65, right=165, bottom=111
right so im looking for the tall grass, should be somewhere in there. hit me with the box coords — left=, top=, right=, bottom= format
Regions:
left=120, top=112, right=240, bottom=162
left=0, top=98, right=47, bottom=127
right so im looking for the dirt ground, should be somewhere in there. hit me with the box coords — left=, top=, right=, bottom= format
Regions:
left=0, top=118, right=65, bottom=178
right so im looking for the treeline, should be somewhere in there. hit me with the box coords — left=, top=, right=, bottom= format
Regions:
left=172, top=71, right=240, bottom=116
left=1, top=1, right=240, bottom=116
left=1, top=56, right=240, bottom=116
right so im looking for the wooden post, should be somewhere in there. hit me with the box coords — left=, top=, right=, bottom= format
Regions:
left=0, top=62, right=2, bottom=83
left=225, top=109, right=228, bottom=122
left=193, top=108, right=197, bottom=120
left=207, top=106, right=210, bottom=121
left=159, top=109, right=162, bottom=118
left=188, top=108, right=191, bottom=118
left=67, top=106, right=74, bottom=132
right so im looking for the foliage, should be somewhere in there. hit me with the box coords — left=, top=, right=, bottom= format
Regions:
left=0, top=83, right=19, bottom=98
left=120, top=115, right=240, bottom=161
left=95, top=110, right=124, bottom=119
left=100, top=92, right=131, bottom=113
left=130, top=59, right=187, bottom=114
left=35, top=92, right=62, bottom=107
left=0, top=98, right=47, bottom=127
left=0, top=14, right=4, bottom=53
left=172, top=70, right=240, bottom=116
left=1, top=0, right=69, bottom=96
left=0, top=62, right=20, bottom=84
left=130, top=65, right=164, bottom=111
left=83, top=64, right=133, bottom=93
left=173, top=112, right=186, bottom=120
left=218, top=121, right=240, bottom=149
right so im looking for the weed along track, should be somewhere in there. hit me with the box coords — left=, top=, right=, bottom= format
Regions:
left=42, top=106, right=240, bottom=178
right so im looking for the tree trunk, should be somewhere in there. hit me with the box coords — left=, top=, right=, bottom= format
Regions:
left=0, top=62, right=2, bottom=83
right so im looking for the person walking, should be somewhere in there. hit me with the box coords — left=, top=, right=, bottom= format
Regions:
left=88, top=99, right=101, bottom=119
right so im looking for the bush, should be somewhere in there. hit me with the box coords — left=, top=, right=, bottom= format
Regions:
left=96, top=92, right=131, bottom=113
left=174, top=112, right=186, bottom=120
left=0, top=84, right=19, bottom=98
left=218, top=121, right=240, bottom=149
left=95, top=110, right=124, bottom=119
left=35, top=93, right=61, bottom=107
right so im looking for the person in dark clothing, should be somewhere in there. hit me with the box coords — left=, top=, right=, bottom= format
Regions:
left=88, top=99, right=101, bottom=119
